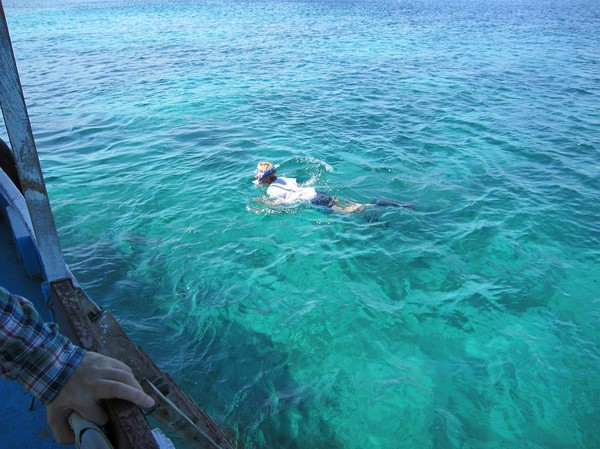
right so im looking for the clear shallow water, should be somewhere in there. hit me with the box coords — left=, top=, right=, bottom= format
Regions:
left=2, top=0, right=599, bottom=447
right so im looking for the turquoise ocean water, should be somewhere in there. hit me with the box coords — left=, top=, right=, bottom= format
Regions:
left=2, top=0, right=599, bottom=447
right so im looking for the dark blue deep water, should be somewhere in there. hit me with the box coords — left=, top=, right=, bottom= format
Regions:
left=2, top=0, right=599, bottom=447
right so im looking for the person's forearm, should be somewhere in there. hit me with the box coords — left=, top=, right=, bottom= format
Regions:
left=256, top=196, right=285, bottom=206
left=0, top=287, right=85, bottom=404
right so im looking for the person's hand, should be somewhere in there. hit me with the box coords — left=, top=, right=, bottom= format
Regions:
left=46, top=351, right=155, bottom=444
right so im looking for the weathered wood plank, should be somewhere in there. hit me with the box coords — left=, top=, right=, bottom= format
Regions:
left=0, top=0, right=68, bottom=282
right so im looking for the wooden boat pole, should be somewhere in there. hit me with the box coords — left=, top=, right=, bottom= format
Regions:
left=0, top=0, right=68, bottom=282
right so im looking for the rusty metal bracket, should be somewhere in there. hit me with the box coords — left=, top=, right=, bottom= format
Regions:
left=49, top=278, right=234, bottom=449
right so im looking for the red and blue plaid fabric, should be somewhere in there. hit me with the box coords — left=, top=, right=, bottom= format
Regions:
left=1, top=286, right=85, bottom=404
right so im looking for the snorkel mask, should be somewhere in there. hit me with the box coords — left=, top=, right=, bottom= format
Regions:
left=253, top=164, right=279, bottom=184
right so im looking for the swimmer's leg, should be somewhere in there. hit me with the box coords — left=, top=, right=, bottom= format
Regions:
left=371, top=198, right=415, bottom=208
left=311, top=192, right=363, bottom=214
left=332, top=202, right=366, bottom=214
left=329, top=197, right=373, bottom=214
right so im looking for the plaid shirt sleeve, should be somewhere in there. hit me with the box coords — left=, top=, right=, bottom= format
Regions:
left=0, top=286, right=85, bottom=404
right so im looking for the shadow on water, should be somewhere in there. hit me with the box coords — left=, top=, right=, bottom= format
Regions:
left=168, top=316, right=345, bottom=449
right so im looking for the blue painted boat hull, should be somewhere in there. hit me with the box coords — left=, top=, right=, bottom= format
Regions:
left=0, top=170, right=72, bottom=448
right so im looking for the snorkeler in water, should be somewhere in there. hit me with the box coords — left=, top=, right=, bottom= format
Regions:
left=253, top=161, right=413, bottom=214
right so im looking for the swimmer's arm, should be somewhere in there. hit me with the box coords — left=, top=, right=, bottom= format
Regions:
left=254, top=197, right=284, bottom=207
left=247, top=198, right=293, bottom=214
